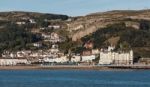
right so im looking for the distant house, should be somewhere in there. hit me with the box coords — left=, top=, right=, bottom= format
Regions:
left=2, top=51, right=17, bottom=58
left=50, top=32, right=60, bottom=42
left=30, top=52, right=39, bottom=58
left=29, top=19, right=36, bottom=24
left=9, top=53, right=17, bottom=58
left=42, top=32, right=64, bottom=43
left=50, top=44, right=59, bottom=53
left=48, top=25, right=60, bottom=29
left=40, top=27, right=47, bottom=30
left=17, top=51, right=31, bottom=58
left=33, top=43, right=42, bottom=48
left=50, top=32, right=59, bottom=40
left=42, top=33, right=51, bottom=39
left=16, top=21, right=26, bottom=25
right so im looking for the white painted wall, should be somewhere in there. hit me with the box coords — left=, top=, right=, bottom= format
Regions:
left=99, top=50, right=133, bottom=65
left=81, top=55, right=95, bottom=62
left=0, top=59, right=28, bottom=66
left=71, top=56, right=81, bottom=62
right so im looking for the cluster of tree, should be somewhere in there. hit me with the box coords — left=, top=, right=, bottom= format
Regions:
left=0, top=20, right=10, bottom=26
left=0, top=23, right=41, bottom=53
left=140, top=20, right=150, bottom=31
left=58, top=36, right=83, bottom=54
left=36, top=14, right=68, bottom=27
left=38, top=14, right=68, bottom=20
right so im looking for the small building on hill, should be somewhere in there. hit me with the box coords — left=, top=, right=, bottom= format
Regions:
left=48, top=25, right=60, bottom=29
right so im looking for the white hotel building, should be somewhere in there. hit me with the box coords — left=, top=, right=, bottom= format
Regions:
left=99, top=46, right=133, bottom=65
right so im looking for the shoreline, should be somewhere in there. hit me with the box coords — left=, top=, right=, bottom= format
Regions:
left=0, top=65, right=150, bottom=70
left=0, top=65, right=110, bottom=70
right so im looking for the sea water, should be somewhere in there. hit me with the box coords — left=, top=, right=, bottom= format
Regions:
left=0, top=70, right=150, bottom=87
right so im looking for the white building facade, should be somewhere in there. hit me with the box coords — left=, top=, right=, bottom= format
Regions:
left=81, top=55, right=96, bottom=62
left=71, top=56, right=81, bottom=62
left=43, top=56, right=69, bottom=63
left=99, top=50, right=133, bottom=65
left=0, top=59, right=29, bottom=66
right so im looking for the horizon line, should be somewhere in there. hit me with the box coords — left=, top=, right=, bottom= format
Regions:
left=0, top=8, right=150, bottom=17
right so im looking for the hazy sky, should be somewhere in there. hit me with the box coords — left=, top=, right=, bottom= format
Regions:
left=0, top=0, right=150, bottom=16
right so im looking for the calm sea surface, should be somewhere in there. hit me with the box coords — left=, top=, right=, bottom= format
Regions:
left=0, top=70, right=150, bottom=87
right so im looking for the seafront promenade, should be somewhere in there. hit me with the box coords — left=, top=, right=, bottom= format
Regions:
left=0, top=65, right=109, bottom=70
left=0, top=64, right=150, bottom=70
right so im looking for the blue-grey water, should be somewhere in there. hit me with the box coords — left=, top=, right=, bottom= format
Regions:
left=0, top=70, right=150, bottom=87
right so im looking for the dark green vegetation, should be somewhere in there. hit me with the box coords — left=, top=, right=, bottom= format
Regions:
left=0, top=23, right=41, bottom=53
left=36, top=14, right=68, bottom=27
left=82, top=21, right=150, bottom=58
left=0, top=11, right=69, bottom=53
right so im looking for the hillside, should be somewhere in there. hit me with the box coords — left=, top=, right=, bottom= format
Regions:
left=0, top=10, right=150, bottom=58
left=66, top=9, right=150, bottom=58
left=68, top=9, right=150, bottom=41
left=0, top=11, right=68, bottom=21
left=81, top=23, right=150, bottom=58
left=0, top=11, right=69, bottom=53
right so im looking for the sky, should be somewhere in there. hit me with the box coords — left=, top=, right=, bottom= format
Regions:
left=0, top=0, right=150, bottom=16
